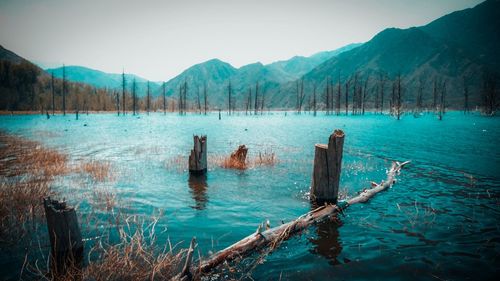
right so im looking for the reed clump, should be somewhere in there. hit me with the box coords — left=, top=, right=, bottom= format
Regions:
left=79, top=160, right=113, bottom=182
left=0, top=132, right=66, bottom=241
left=251, top=149, right=279, bottom=167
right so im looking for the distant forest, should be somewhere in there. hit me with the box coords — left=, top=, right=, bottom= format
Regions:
left=0, top=59, right=497, bottom=116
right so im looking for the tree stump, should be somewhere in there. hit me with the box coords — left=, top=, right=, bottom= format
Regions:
left=227, top=145, right=248, bottom=169
left=189, top=135, right=207, bottom=174
left=310, top=129, right=345, bottom=203
left=43, top=197, right=83, bottom=276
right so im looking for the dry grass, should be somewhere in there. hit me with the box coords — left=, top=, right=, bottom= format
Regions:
left=26, top=215, right=187, bottom=281
left=0, top=133, right=68, bottom=178
left=79, top=160, right=113, bottom=182
left=0, top=132, right=66, bottom=241
left=251, top=149, right=279, bottom=167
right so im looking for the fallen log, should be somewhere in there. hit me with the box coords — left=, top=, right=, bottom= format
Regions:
left=197, top=160, right=410, bottom=274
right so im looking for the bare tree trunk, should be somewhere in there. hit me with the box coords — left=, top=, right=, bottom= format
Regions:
left=62, top=65, right=66, bottom=116
left=204, top=83, right=208, bottom=115
left=163, top=82, right=167, bottom=115
left=122, top=70, right=126, bottom=115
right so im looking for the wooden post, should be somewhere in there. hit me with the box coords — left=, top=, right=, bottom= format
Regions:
left=310, top=129, right=345, bottom=203
left=189, top=135, right=207, bottom=175
left=43, top=197, right=83, bottom=276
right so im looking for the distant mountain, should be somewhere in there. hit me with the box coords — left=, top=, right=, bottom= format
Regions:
left=267, top=43, right=362, bottom=79
left=420, top=0, right=500, bottom=70
left=297, top=0, right=498, bottom=108
left=0, top=45, right=27, bottom=64
left=46, top=65, right=150, bottom=90
left=161, top=44, right=360, bottom=107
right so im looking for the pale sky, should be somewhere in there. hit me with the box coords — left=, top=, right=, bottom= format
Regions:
left=0, top=0, right=484, bottom=81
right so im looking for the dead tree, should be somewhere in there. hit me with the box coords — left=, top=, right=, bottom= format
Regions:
left=432, top=78, right=438, bottom=112
left=344, top=78, right=351, bottom=115
left=336, top=74, right=341, bottom=115
left=379, top=73, right=386, bottom=114
left=147, top=81, right=151, bottom=115
left=312, top=83, right=317, bottom=116
left=246, top=87, right=252, bottom=115
left=296, top=79, right=305, bottom=113
left=62, top=64, right=66, bottom=116
left=197, top=86, right=201, bottom=114
left=115, top=90, right=120, bottom=116
left=204, top=83, right=208, bottom=115
left=352, top=73, right=358, bottom=115
left=395, top=73, right=402, bottom=120
left=132, top=78, right=137, bottom=115
left=254, top=82, right=259, bottom=115
left=122, top=70, right=126, bottom=115
left=325, top=77, right=330, bottom=115
left=163, top=82, right=167, bottom=115
left=311, top=130, right=344, bottom=203
left=362, top=76, right=368, bottom=115
left=462, top=76, right=469, bottom=114
left=260, top=90, right=265, bottom=114
left=51, top=72, right=55, bottom=115
left=43, top=197, right=83, bottom=276
left=189, top=135, right=207, bottom=174
left=482, top=72, right=496, bottom=116
left=438, top=81, right=446, bottom=120
left=415, top=77, right=424, bottom=115
left=227, top=81, right=232, bottom=115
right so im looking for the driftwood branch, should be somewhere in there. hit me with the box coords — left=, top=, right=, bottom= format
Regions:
left=198, top=160, right=410, bottom=274
left=172, top=237, right=197, bottom=281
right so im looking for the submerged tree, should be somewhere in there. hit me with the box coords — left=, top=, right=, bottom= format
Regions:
left=312, top=83, right=317, bottom=116
left=62, top=64, right=66, bottom=116
left=246, top=87, right=252, bottom=115
left=394, top=73, right=403, bottom=120
left=438, top=81, right=446, bottom=120
left=51, top=72, right=55, bottom=115
left=227, top=80, right=232, bottom=115
left=204, top=82, right=208, bottom=115
left=163, top=81, right=166, bottom=115
left=462, top=76, right=469, bottom=114
left=336, top=73, right=341, bottom=116
left=414, top=76, right=424, bottom=116
left=344, top=77, right=351, bottom=115
left=147, top=81, right=151, bottom=115
left=482, top=72, right=497, bottom=116
left=132, top=78, right=137, bottom=115
left=122, top=70, right=126, bottom=115
left=254, top=81, right=259, bottom=115
left=296, top=79, right=305, bottom=114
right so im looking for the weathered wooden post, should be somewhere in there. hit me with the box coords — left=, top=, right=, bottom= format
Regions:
left=43, top=197, right=83, bottom=276
left=189, top=135, right=207, bottom=174
left=310, top=129, right=345, bottom=203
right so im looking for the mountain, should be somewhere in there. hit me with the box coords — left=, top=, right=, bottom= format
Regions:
left=299, top=0, right=498, bottom=109
left=0, top=45, right=27, bottom=64
left=267, top=43, right=362, bottom=79
left=420, top=0, right=500, bottom=70
left=161, top=44, right=360, bottom=107
left=46, top=65, right=150, bottom=90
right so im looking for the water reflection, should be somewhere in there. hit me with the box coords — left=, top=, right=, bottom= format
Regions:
left=188, top=173, right=208, bottom=210
left=309, top=217, right=343, bottom=265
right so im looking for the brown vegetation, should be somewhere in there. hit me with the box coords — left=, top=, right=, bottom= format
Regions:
left=79, top=160, right=112, bottom=182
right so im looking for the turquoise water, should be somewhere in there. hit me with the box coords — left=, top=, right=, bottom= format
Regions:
left=0, top=112, right=499, bottom=280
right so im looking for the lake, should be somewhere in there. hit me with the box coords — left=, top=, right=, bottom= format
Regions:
left=0, top=111, right=499, bottom=280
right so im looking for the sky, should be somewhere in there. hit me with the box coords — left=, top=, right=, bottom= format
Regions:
left=0, top=0, right=484, bottom=81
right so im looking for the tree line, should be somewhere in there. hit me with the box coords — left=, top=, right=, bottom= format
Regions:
left=0, top=60, right=497, bottom=117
